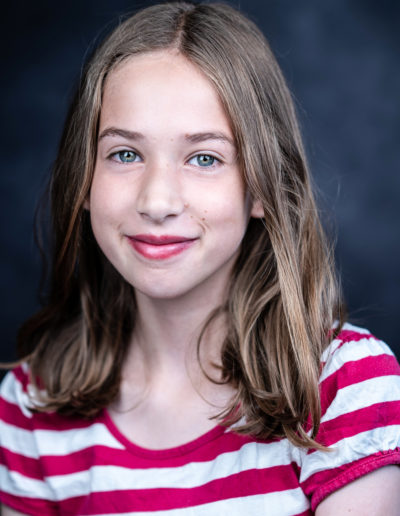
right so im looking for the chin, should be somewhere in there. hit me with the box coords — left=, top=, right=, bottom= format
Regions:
left=127, top=276, right=194, bottom=301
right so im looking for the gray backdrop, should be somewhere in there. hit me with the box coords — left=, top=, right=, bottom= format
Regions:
left=1, top=0, right=399, bottom=369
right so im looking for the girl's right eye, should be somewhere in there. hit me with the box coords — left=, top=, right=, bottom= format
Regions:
left=110, top=150, right=141, bottom=163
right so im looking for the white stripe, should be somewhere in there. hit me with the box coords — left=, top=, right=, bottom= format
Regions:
left=35, top=423, right=125, bottom=455
left=0, top=369, right=125, bottom=455
left=321, top=322, right=382, bottom=364
left=0, top=371, right=35, bottom=418
left=94, top=489, right=310, bottom=516
left=44, top=439, right=297, bottom=500
left=0, top=480, right=310, bottom=516
left=0, top=420, right=40, bottom=459
left=0, top=435, right=308, bottom=513
left=0, top=464, right=55, bottom=500
left=341, top=323, right=372, bottom=335
left=300, top=424, right=400, bottom=482
left=0, top=419, right=124, bottom=458
left=321, top=375, right=400, bottom=424
left=320, top=335, right=393, bottom=382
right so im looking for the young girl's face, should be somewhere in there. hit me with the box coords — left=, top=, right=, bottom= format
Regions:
left=88, top=51, right=262, bottom=302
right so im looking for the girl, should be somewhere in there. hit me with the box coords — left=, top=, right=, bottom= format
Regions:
left=1, top=2, right=399, bottom=515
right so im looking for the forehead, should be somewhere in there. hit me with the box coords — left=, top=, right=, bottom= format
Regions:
left=106, top=50, right=209, bottom=88
left=100, top=50, right=233, bottom=137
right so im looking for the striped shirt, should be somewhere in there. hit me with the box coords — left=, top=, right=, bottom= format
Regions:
left=1, top=323, right=400, bottom=515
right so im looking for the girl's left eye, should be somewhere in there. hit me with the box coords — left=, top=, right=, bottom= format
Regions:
left=188, top=154, right=219, bottom=167
left=111, top=150, right=141, bottom=163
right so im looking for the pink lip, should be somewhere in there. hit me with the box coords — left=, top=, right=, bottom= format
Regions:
left=127, top=234, right=198, bottom=260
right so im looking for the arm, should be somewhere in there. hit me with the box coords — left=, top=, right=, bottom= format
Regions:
left=316, top=465, right=400, bottom=515
left=1, top=506, right=29, bottom=516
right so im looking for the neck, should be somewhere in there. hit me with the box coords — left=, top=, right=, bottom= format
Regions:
left=137, top=293, right=224, bottom=372
left=121, top=272, right=230, bottom=394
left=111, top=274, right=236, bottom=427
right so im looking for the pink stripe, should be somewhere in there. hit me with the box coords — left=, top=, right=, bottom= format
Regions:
left=0, top=492, right=57, bottom=515
left=101, top=409, right=277, bottom=464
left=12, top=365, right=31, bottom=391
left=314, top=400, right=400, bottom=448
left=0, top=446, right=43, bottom=480
left=23, top=437, right=253, bottom=476
left=320, top=329, right=374, bottom=368
left=0, top=435, right=282, bottom=479
left=0, top=397, right=33, bottom=429
left=58, top=464, right=300, bottom=514
left=0, top=394, right=98, bottom=432
left=319, top=353, right=400, bottom=416
left=0, top=434, right=276, bottom=478
left=334, top=329, right=373, bottom=346
left=0, top=443, right=206, bottom=478
left=301, top=448, right=400, bottom=511
left=3, top=367, right=93, bottom=431
left=0, top=405, right=284, bottom=477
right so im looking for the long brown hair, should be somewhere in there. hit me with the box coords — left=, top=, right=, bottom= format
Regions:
left=17, top=2, right=344, bottom=448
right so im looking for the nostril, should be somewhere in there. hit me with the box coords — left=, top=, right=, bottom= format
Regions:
left=137, top=197, right=185, bottom=222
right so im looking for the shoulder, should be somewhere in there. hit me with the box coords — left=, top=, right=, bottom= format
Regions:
left=0, top=365, right=123, bottom=513
left=0, top=363, right=109, bottom=444
left=0, top=365, right=53, bottom=511
left=318, top=323, right=400, bottom=421
left=300, top=323, right=400, bottom=511
left=322, top=322, right=396, bottom=366
left=0, top=365, right=103, bottom=513
left=0, top=364, right=53, bottom=477
left=319, top=322, right=400, bottom=405
left=0, top=364, right=37, bottom=425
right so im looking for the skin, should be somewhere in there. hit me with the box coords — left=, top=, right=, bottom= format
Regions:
left=315, top=465, right=400, bottom=515
left=88, top=49, right=263, bottom=448
left=2, top=50, right=399, bottom=514
left=89, top=51, right=263, bottom=303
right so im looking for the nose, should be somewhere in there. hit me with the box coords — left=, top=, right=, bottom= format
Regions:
left=136, top=161, right=185, bottom=222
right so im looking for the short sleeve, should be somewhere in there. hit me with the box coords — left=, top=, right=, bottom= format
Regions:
left=299, top=324, right=400, bottom=511
left=0, top=366, right=58, bottom=515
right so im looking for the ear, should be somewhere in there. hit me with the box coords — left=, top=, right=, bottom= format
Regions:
left=250, top=198, right=264, bottom=218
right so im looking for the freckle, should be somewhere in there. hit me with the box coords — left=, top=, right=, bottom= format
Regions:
left=204, top=210, right=208, bottom=213
left=184, top=202, right=190, bottom=208
left=201, top=217, right=205, bottom=221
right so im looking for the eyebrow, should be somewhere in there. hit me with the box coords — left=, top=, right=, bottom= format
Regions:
left=98, top=127, right=144, bottom=142
left=98, top=127, right=235, bottom=146
left=184, top=132, right=234, bottom=146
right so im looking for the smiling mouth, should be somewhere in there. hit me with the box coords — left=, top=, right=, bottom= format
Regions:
left=127, top=234, right=198, bottom=259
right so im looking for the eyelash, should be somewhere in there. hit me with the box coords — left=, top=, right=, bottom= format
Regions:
left=187, top=154, right=221, bottom=168
left=108, top=150, right=221, bottom=168
left=109, top=150, right=141, bottom=164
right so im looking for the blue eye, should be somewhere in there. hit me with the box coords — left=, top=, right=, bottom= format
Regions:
left=113, top=150, right=140, bottom=163
left=189, top=154, right=217, bottom=167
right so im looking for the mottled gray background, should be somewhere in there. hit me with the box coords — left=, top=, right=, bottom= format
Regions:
left=1, top=0, right=399, bottom=371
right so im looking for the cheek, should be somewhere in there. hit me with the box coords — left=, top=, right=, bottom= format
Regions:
left=88, top=178, right=125, bottom=250
left=204, top=194, right=251, bottom=246
left=90, top=176, right=128, bottom=223
left=194, top=176, right=248, bottom=219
